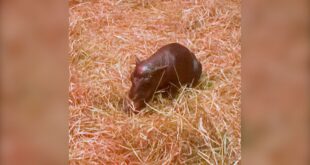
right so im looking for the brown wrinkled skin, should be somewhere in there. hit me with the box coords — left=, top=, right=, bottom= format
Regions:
left=125, top=43, right=202, bottom=114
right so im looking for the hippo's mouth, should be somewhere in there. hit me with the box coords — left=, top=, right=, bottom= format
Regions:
left=132, top=99, right=146, bottom=110
left=123, top=98, right=146, bottom=114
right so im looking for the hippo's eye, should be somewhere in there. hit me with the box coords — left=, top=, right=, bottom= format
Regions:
left=145, top=74, right=152, bottom=79
left=144, top=75, right=152, bottom=80
left=130, top=74, right=134, bottom=81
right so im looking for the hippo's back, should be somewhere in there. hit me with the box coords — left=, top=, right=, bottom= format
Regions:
left=152, top=43, right=202, bottom=87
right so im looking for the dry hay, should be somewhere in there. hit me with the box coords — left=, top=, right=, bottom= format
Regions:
left=69, top=0, right=240, bottom=164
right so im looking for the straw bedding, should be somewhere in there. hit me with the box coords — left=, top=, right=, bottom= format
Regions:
left=69, top=0, right=240, bottom=164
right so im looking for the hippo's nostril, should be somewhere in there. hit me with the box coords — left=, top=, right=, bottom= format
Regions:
left=129, top=89, right=135, bottom=98
left=131, top=94, right=138, bottom=101
left=129, top=92, right=133, bottom=98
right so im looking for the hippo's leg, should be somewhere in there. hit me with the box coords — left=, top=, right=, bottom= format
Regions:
left=166, top=84, right=179, bottom=98
left=192, top=60, right=202, bottom=87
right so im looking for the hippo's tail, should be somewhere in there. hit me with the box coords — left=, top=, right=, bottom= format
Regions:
left=191, top=52, right=202, bottom=86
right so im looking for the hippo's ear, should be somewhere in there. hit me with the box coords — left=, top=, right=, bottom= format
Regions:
left=150, top=65, right=168, bottom=75
left=135, top=55, right=141, bottom=65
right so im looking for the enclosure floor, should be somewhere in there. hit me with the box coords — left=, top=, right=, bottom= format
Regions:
left=69, top=0, right=241, bottom=164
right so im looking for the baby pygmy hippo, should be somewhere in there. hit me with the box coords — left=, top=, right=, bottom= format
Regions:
left=125, top=43, right=202, bottom=113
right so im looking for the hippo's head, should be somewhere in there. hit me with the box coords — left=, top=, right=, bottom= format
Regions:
left=127, top=56, right=167, bottom=112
